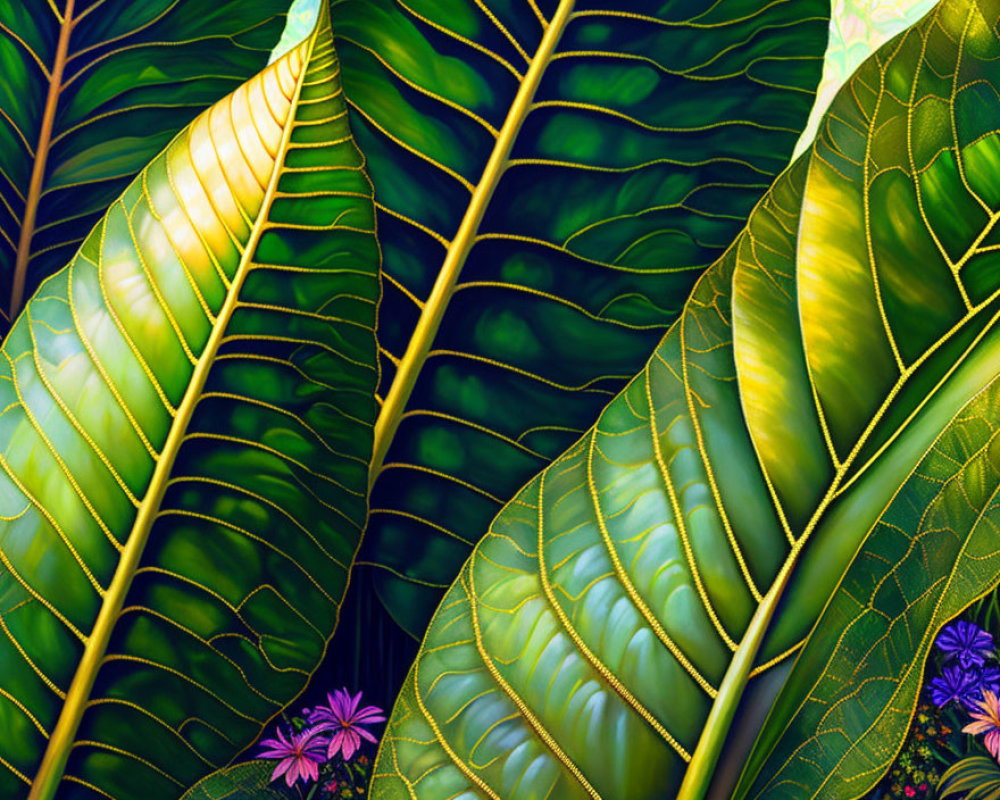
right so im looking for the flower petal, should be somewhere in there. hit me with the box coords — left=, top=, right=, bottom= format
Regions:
left=987, top=730, right=1000, bottom=761
left=281, top=758, right=300, bottom=787
left=333, top=689, right=351, bottom=718
left=964, top=719, right=994, bottom=735
left=342, top=729, right=361, bottom=760
left=327, top=729, right=346, bottom=759
left=348, top=690, right=363, bottom=719
left=271, top=758, right=293, bottom=784
left=354, top=706, right=385, bottom=723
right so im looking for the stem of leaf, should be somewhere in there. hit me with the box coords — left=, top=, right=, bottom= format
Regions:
left=677, top=559, right=796, bottom=800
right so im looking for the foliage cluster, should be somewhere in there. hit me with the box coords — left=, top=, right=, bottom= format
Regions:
left=6, top=1, right=1000, bottom=799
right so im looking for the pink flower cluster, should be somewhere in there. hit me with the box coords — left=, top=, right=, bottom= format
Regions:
left=257, top=688, right=385, bottom=787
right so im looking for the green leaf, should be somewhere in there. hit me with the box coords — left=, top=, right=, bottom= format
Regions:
left=736, top=383, right=1000, bottom=799
left=0, top=0, right=290, bottom=325
left=180, top=761, right=298, bottom=800
left=369, top=1, right=1000, bottom=797
left=731, top=2, right=1000, bottom=793
left=0, top=10, right=379, bottom=800
left=331, top=0, right=830, bottom=638
left=940, top=757, right=1000, bottom=800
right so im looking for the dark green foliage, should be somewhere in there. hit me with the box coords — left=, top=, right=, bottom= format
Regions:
left=0, top=17, right=381, bottom=799
left=181, top=761, right=299, bottom=800
left=0, top=0, right=292, bottom=324
left=371, top=2, right=1000, bottom=798
left=332, top=0, right=830, bottom=638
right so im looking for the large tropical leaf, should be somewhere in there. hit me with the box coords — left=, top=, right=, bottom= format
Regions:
left=0, top=10, right=380, bottom=800
left=368, top=1, right=1000, bottom=798
left=735, top=384, right=1000, bottom=799
left=0, top=0, right=290, bottom=327
left=330, top=0, right=830, bottom=637
left=729, top=1, right=1000, bottom=794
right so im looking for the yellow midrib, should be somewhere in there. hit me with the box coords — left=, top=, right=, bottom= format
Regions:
left=368, top=0, right=577, bottom=489
left=680, top=102, right=988, bottom=797
left=25, top=22, right=320, bottom=800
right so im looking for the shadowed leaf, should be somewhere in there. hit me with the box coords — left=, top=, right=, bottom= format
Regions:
left=0, top=0, right=291, bottom=325
left=181, top=761, right=297, bottom=800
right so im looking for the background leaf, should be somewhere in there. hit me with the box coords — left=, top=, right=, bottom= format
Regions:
left=369, top=1, right=1000, bottom=797
left=0, top=12, right=380, bottom=800
left=368, top=162, right=804, bottom=800
left=180, top=761, right=297, bottom=800
left=0, top=0, right=289, bottom=325
left=792, top=0, right=939, bottom=156
left=939, top=756, right=1000, bottom=800
left=332, top=0, right=831, bottom=639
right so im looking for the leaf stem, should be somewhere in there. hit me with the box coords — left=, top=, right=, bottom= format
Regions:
left=10, top=0, right=74, bottom=321
left=676, top=559, right=797, bottom=800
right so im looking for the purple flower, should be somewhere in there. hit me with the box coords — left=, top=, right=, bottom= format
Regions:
left=979, top=665, right=1000, bottom=698
left=257, top=726, right=327, bottom=787
left=308, top=688, right=385, bottom=761
left=928, top=663, right=983, bottom=708
left=936, top=621, right=995, bottom=669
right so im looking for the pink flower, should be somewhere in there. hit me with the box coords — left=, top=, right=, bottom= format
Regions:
left=964, top=690, right=1000, bottom=760
left=904, top=787, right=916, bottom=798
left=257, top=727, right=327, bottom=787
left=309, top=688, right=385, bottom=761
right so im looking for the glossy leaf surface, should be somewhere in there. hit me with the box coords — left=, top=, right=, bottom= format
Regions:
left=370, top=1, right=1000, bottom=797
left=0, top=0, right=289, bottom=324
left=0, top=13, right=379, bottom=800
left=332, top=0, right=830, bottom=637
left=734, top=0, right=1000, bottom=795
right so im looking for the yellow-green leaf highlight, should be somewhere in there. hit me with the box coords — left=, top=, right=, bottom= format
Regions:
left=735, top=0, right=1000, bottom=795
left=0, top=0, right=290, bottom=327
left=0, top=10, right=380, bottom=800
left=372, top=1, right=1000, bottom=798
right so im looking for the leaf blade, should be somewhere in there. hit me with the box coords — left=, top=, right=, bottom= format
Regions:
left=372, top=2, right=1000, bottom=798
left=335, top=0, right=831, bottom=639
left=0, top=0, right=290, bottom=323
left=0, top=11, right=381, bottom=800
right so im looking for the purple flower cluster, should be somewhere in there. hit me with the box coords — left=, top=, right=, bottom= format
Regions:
left=928, top=621, right=998, bottom=710
left=257, top=688, right=385, bottom=788
left=309, top=688, right=384, bottom=761
left=258, top=728, right=327, bottom=786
